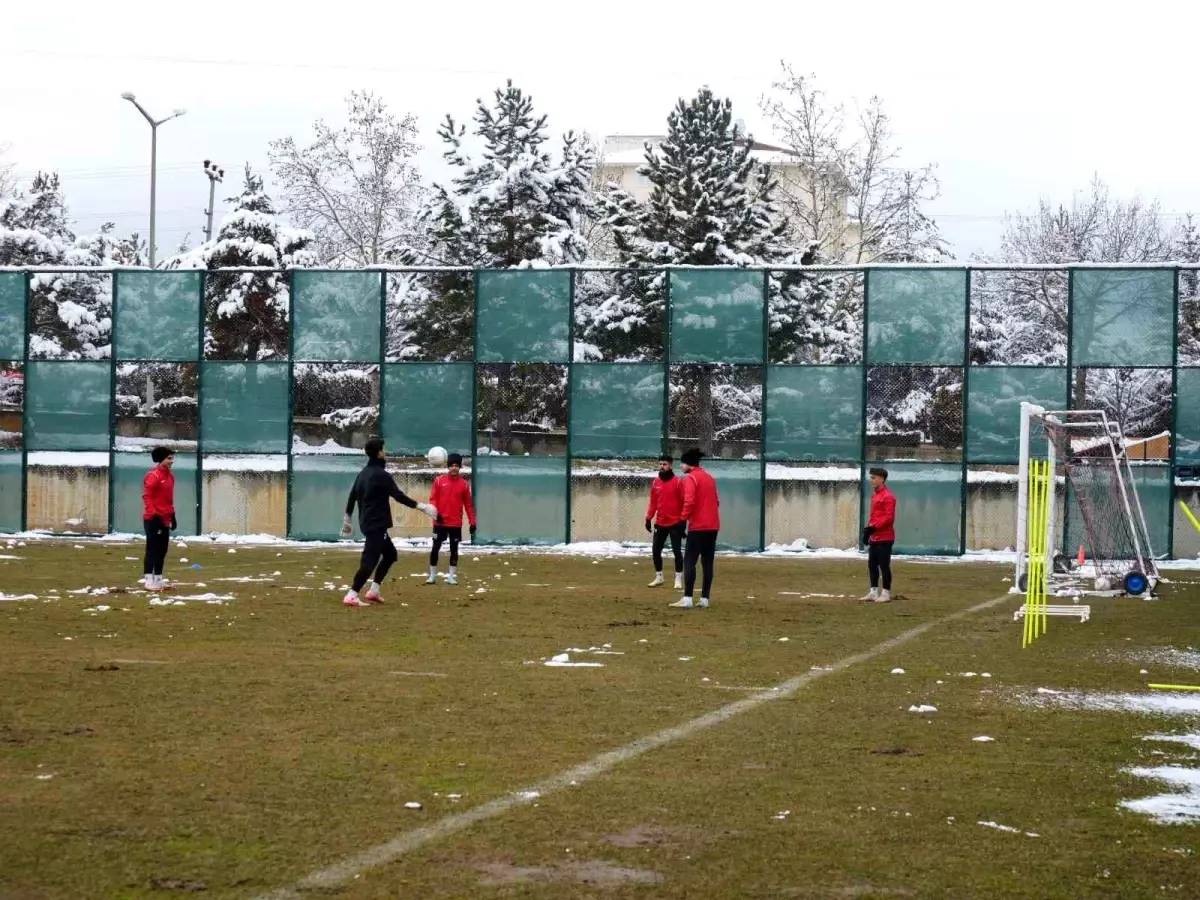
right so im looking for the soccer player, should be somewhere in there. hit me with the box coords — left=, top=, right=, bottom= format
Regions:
left=671, top=448, right=720, bottom=609
left=142, top=446, right=176, bottom=592
left=426, top=452, right=476, bottom=586
left=645, top=453, right=685, bottom=589
left=861, top=467, right=897, bottom=603
left=341, top=438, right=438, bottom=608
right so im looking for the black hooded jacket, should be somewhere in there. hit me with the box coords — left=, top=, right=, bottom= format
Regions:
left=345, top=457, right=418, bottom=532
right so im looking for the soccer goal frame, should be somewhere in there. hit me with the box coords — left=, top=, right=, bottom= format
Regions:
left=1014, top=402, right=1159, bottom=597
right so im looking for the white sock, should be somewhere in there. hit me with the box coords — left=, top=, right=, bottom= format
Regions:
left=429, top=566, right=437, bottom=578
left=449, top=566, right=457, bottom=577
left=346, top=588, right=358, bottom=597
left=369, top=581, right=380, bottom=594
left=154, top=575, right=163, bottom=588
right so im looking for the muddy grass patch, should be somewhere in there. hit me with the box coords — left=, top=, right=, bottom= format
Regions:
left=476, top=858, right=664, bottom=886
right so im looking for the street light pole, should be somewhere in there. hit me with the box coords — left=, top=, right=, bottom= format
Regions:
left=121, top=93, right=186, bottom=268
left=202, top=160, right=224, bottom=242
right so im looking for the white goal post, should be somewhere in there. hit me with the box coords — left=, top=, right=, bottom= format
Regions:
left=1014, top=402, right=1159, bottom=596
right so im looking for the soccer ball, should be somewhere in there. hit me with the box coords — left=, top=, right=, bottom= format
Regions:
left=426, top=446, right=448, bottom=467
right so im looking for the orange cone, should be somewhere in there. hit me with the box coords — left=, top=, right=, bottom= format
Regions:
left=1077, top=544, right=1086, bottom=566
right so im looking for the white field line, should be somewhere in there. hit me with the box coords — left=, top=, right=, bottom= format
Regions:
left=255, top=594, right=1010, bottom=899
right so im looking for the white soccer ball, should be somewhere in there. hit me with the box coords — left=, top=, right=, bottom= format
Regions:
left=426, top=446, right=448, bottom=467
left=1094, top=576, right=1111, bottom=591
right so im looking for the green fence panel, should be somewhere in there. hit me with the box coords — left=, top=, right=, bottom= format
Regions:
left=1065, top=464, right=1171, bottom=562
left=0, top=274, right=24, bottom=359
left=115, top=271, right=201, bottom=361
left=474, top=455, right=567, bottom=544
left=1177, top=368, right=1200, bottom=465
left=862, top=462, right=962, bottom=554
left=0, top=450, right=21, bottom=533
left=766, top=366, right=863, bottom=462
left=111, top=452, right=198, bottom=537
left=293, top=271, right=381, bottom=361
left=476, top=270, right=570, bottom=363
left=1071, top=269, right=1174, bottom=367
left=670, top=270, right=764, bottom=363
left=25, top=362, right=111, bottom=451
left=382, top=363, right=474, bottom=457
left=289, top=454, right=365, bottom=541
left=867, top=269, right=967, bottom=365
left=966, top=367, right=1068, bottom=463
left=200, top=362, right=289, bottom=453
left=702, top=459, right=762, bottom=551
left=570, top=364, right=665, bottom=458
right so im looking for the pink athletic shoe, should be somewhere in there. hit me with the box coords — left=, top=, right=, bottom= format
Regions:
left=364, top=588, right=384, bottom=604
left=343, top=592, right=364, bottom=608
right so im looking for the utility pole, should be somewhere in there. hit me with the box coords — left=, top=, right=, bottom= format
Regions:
left=121, top=93, right=186, bottom=268
left=202, top=160, right=224, bottom=242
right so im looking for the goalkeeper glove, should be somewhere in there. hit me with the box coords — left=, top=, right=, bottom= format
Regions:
left=469, top=524, right=477, bottom=539
left=644, top=518, right=652, bottom=533
left=417, top=502, right=439, bottom=520
left=861, top=526, right=875, bottom=545
left=340, top=514, right=353, bottom=538
left=169, top=513, right=178, bottom=531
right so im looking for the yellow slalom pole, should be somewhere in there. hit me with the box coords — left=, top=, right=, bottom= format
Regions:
left=1148, top=684, right=1200, bottom=691
left=1178, top=499, right=1200, bottom=535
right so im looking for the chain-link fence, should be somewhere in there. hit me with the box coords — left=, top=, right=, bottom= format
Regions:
left=2, top=266, right=1198, bottom=557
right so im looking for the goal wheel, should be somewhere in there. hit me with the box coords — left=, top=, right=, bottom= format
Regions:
left=1052, top=553, right=1071, bottom=574
left=1017, top=573, right=1028, bottom=592
left=1123, top=571, right=1149, bottom=596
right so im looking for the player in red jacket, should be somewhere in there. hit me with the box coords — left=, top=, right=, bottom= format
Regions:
left=861, top=467, right=897, bottom=603
left=671, top=448, right=720, bottom=609
left=645, top=453, right=685, bottom=589
left=142, top=446, right=177, bottom=592
left=426, top=452, right=476, bottom=586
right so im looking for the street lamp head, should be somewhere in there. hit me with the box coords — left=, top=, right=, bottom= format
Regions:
left=172, top=108, right=187, bottom=117
left=203, top=159, right=211, bottom=168
left=120, top=92, right=136, bottom=101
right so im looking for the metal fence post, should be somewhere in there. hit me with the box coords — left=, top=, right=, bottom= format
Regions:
left=759, top=269, right=770, bottom=553
left=195, top=270, right=205, bottom=536
left=960, top=267, right=972, bottom=556
left=20, top=272, right=31, bottom=533
left=1168, top=266, right=1181, bottom=557
left=858, top=269, right=870, bottom=544
left=469, top=269, right=480, bottom=543
left=377, top=270, right=388, bottom=445
left=107, top=271, right=119, bottom=536
left=565, top=268, right=575, bottom=547
left=1062, top=268, right=1075, bottom=556
left=662, top=269, right=672, bottom=457
left=285, top=269, right=295, bottom=539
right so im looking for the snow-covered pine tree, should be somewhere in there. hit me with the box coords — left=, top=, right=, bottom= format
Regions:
left=165, top=165, right=315, bottom=360
left=873, top=172, right=950, bottom=263
left=0, top=172, right=114, bottom=359
left=1177, top=213, right=1200, bottom=364
left=395, top=81, right=594, bottom=361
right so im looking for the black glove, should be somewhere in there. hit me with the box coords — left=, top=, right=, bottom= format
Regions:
left=469, top=524, right=477, bottom=539
left=436, top=514, right=444, bottom=524
left=644, top=518, right=652, bottom=533
left=862, top=526, right=875, bottom=545
left=170, top=513, right=178, bottom=531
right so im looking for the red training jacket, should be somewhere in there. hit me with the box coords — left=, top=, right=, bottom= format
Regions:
left=143, top=466, right=175, bottom=522
left=429, top=473, right=476, bottom=528
left=645, top=474, right=685, bottom=528
left=867, top=485, right=896, bottom=542
left=680, top=467, right=720, bottom=532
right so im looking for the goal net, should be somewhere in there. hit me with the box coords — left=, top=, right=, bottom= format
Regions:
left=1015, top=403, right=1159, bottom=596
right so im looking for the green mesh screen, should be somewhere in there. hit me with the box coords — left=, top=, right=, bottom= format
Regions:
left=862, top=462, right=962, bottom=554
left=0, top=273, right=24, bottom=359
left=476, top=270, right=570, bottom=363
left=111, top=452, right=198, bottom=537
left=289, top=454, right=365, bottom=541
left=115, top=271, right=201, bottom=361
left=766, top=366, right=863, bottom=462
left=200, top=362, right=289, bottom=453
left=382, top=363, right=474, bottom=457
left=1065, top=464, right=1170, bottom=561
left=966, top=367, right=1068, bottom=463
left=867, top=269, right=967, bottom=365
left=670, top=270, right=764, bottom=363
left=0, top=450, right=21, bottom=533
left=293, top=271, right=382, bottom=361
left=25, top=362, right=111, bottom=451
left=1071, top=270, right=1174, bottom=367
left=570, top=364, right=665, bottom=458
left=702, top=460, right=762, bottom=551
left=473, top=455, right=567, bottom=544
left=1176, top=368, right=1200, bottom=465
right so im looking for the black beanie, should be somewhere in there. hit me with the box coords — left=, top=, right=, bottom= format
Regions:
left=447, top=452, right=463, bottom=466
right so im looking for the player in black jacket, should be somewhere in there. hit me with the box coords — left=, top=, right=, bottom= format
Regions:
left=341, top=438, right=438, bottom=607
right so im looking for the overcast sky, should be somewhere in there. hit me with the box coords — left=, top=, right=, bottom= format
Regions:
left=3, top=0, right=1197, bottom=260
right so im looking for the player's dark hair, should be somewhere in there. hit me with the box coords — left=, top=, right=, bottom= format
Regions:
left=447, top=452, right=463, bottom=467
left=869, top=467, right=889, bottom=480
left=151, top=446, right=174, bottom=464
left=364, top=438, right=385, bottom=459
left=658, top=453, right=673, bottom=463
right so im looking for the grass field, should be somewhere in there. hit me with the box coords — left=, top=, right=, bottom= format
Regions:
left=1, top=537, right=1197, bottom=899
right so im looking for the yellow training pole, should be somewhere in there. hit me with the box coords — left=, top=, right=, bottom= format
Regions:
left=1148, top=684, right=1200, bottom=691
left=1178, top=499, right=1200, bottom=535
left=1024, top=460, right=1050, bottom=648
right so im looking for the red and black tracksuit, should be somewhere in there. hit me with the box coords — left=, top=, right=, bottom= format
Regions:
left=646, top=471, right=685, bottom=573
left=429, top=473, right=476, bottom=567
left=865, top=485, right=897, bottom=590
left=681, top=466, right=721, bottom=599
left=142, top=465, right=175, bottom=579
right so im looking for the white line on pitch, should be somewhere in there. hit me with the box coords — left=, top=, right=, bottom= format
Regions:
left=254, top=594, right=1010, bottom=900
